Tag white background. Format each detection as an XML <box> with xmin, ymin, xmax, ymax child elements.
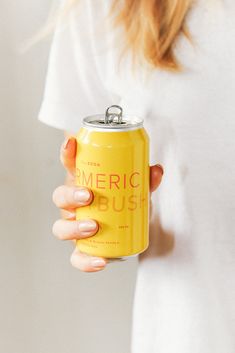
<box><xmin>0</xmin><ymin>1</ymin><xmax>137</xmax><ymax>352</ymax></box>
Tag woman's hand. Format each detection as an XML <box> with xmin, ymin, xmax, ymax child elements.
<box><xmin>52</xmin><ymin>136</ymin><xmax>164</xmax><ymax>272</ymax></box>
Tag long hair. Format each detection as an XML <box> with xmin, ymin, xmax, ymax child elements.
<box><xmin>25</xmin><ymin>0</ymin><xmax>193</xmax><ymax>71</ymax></box>
<box><xmin>110</xmin><ymin>0</ymin><xmax>193</xmax><ymax>71</ymax></box>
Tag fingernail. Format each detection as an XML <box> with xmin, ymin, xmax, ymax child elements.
<box><xmin>91</xmin><ymin>258</ymin><xmax>106</xmax><ymax>268</ymax></box>
<box><xmin>74</xmin><ymin>188</ymin><xmax>90</xmax><ymax>203</ymax></box>
<box><xmin>156</xmin><ymin>164</ymin><xmax>164</xmax><ymax>176</ymax></box>
<box><xmin>63</xmin><ymin>138</ymin><xmax>70</xmax><ymax>150</ymax></box>
<box><xmin>78</xmin><ymin>220</ymin><xmax>97</xmax><ymax>232</ymax></box>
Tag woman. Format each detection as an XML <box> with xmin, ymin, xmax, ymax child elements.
<box><xmin>38</xmin><ymin>0</ymin><xmax>235</xmax><ymax>352</ymax></box>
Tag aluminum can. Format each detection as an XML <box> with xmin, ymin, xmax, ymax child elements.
<box><xmin>75</xmin><ymin>105</ymin><xmax>149</xmax><ymax>260</ymax></box>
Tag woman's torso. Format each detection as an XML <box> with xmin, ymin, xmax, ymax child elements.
<box><xmin>42</xmin><ymin>0</ymin><xmax>235</xmax><ymax>351</ymax></box>
<box><xmin>88</xmin><ymin>1</ymin><xmax>235</xmax><ymax>351</ymax></box>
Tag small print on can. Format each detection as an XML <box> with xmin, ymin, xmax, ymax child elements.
<box><xmin>75</xmin><ymin>105</ymin><xmax>149</xmax><ymax>260</ymax></box>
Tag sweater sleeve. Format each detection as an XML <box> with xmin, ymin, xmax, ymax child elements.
<box><xmin>38</xmin><ymin>1</ymin><xmax>117</xmax><ymax>133</ymax></box>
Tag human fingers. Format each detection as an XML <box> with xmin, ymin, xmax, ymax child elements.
<box><xmin>150</xmin><ymin>164</ymin><xmax>164</xmax><ymax>193</ymax></box>
<box><xmin>70</xmin><ymin>247</ymin><xmax>107</xmax><ymax>272</ymax></box>
<box><xmin>60</xmin><ymin>137</ymin><xmax>77</xmax><ymax>177</ymax></box>
<box><xmin>52</xmin><ymin>185</ymin><xmax>93</xmax><ymax>210</ymax></box>
<box><xmin>52</xmin><ymin>218</ymin><xmax>99</xmax><ymax>240</ymax></box>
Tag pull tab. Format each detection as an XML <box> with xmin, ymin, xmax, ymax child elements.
<box><xmin>105</xmin><ymin>105</ymin><xmax>123</xmax><ymax>124</ymax></box>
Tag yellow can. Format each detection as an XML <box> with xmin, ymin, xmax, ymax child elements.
<box><xmin>75</xmin><ymin>105</ymin><xmax>149</xmax><ymax>260</ymax></box>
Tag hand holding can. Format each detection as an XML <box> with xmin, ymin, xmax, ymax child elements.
<box><xmin>75</xmin><ymin>106</ymin><xmax>157</xmax><ymax>260</ymax></box>
<box><xmin>52</xmin><ymin>107</ymin><xmax>164</xmax><ymax>271</ymax></box>
<box><xmin>52</xmin><ymin>137</ymin><xmax>107</xmax><ymax>271</ymax></box>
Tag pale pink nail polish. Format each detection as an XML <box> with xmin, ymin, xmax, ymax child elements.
<box><xmin>78</xmin><ymin>220</ymin><xmax>97</xmax><ymax>233</ymax></box>
<box><xmin>74</xmin><ymin>188</ymin><xmax>90</xmax><ymax>203</ymax></box>
<box><xmin>91</xmin><ymin>259</ymin><xmax>106</xmax><ymax>268</ymax></box>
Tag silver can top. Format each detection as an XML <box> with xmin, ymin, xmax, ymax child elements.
<box><xmin>82</xmin><ymin>105</ymin><xmax>143</xmax><ymax>131</ymax></box>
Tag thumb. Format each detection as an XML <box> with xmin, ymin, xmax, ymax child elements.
<box><xmin>60</xmin><ymin>137</ymin><xmax>77</xmax><ymax>177</ymax></box>
<box><xmin>150</xmin><ymin>164</ymin><xmax>164</xmax><ymax>193</ymax></box>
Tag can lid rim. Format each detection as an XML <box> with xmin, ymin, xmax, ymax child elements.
<box><xmin>83</xmin><ymin>114</ymin><xmax>144</xmax><ymax>130</ymax></box>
